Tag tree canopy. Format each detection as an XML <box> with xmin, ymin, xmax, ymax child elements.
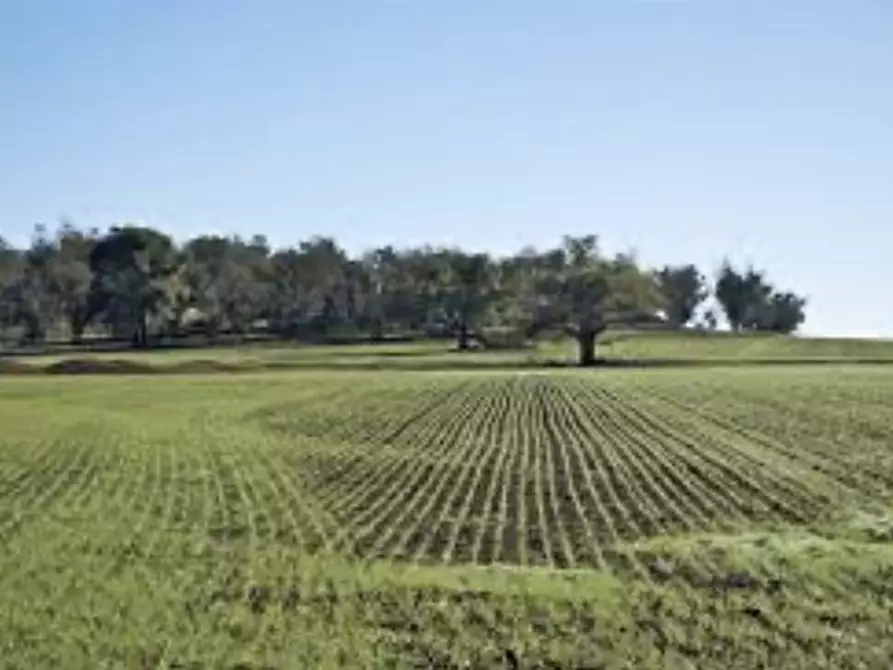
<box><xmin>656</xmin><ymin>264</ymin><xmax>708</xmax><ymax>327</ymax></box>
<box><xmin>0</xmin><ymin>222</ymin><xmax>808</xmax><ymax>364</ymax></box>
<box><xmin>714</xmin><ymin>261</ymin><xmax>806</xmax><ymax>335</ymax></box>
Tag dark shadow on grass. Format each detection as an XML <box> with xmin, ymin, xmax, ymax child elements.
<box><xmin>296</xmin><ymin>348</ymin><xmax>445</xmax><ymax>359</ymax></box>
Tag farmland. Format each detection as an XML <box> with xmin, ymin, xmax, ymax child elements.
<box><xmin>5</xmin><ymin>331</ymin><xmax>893</xmax><ymax>374</ymax></box>
<box><xmin>1</xmin><ymin>352</ymin><xmax>893</xmax><ymax>667</ymax></box>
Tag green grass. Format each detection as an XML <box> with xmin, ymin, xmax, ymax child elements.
<box><xmin>599</xmin><ymin>330</ymin><xmax>893</xmax><ymax>361</ymax></box>
<box><xmin>4</xmin><ymin>330</ymin><xmax>893</xmax><ymax>376</ymax></box>
<box><xmin>2</xmin><ymin>364</ymin><xmax>893</xmax><ymax>667</ymax></box>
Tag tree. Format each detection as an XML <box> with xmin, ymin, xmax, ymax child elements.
<box><xmin>0</xmin><ymin>219</ymin><xmax>809</xmax><ymax>353</ymax></box>
<box><xmin>715</xmin><ymin>261</ymin><xmax>807</xmax><ymax>334</ymax></box>
<box><xmin>6</xmin><ymin>225</ymin><xmax>61</xmax><ymax>343</ymax></box>
<box><xmin>752</xmin><ymin>291</ymin><xmax>807</xmax><ymax>334</ymax></box>
<box><xmin>51</xmin><ymin>223</ymin><xmax>97</xmax><ymax>343</ymax></box>
<box><xmin>404</xmin><ymin>247</ymin><xmax>446</xmax><ymax>332</ymax></box>
<box><xmin>266</xmin><ymin>248</ymin><xmax>310</xmax><ymax>336</ymax></box>
<box><xmin>528</xmin><ymin>236</ymin><xmax>661</xmax><ymax>366</ymax></box>
<box><xmin>0</xmin><ymin>223</ymin><xmax>98</xmax><ymax>344</ymax></box>
<box><xmin>89</xmin><ymin>225</ymin><xmax>178</xmax><ymax>347</ymax></box>
<box><xmin>656</xmin><ymin>264</ymin><xmax>707</xmax><ymax>327</ymax></box>
<box><xmin>182</xmin><ymin>235</ymin><xmax>268</xmax><ymax>339</ymax></box>
<box><xmin>442</xmin><ymin>251</ymin><xmax>496</xmax><ymax>349</ymax></box>
<box><xmin>715</xmin><ymin>262</ymin><xmax>771</xmax><ymax>332</ymax></box>
<box><xmin>357</xmin><ymin>246</ymin><xmax>400</xmax><ymax>338</ymax></box>
<box><xmin>296</xmin><ymin>237</ymin><xmax>351</xmax><ymax>334</ymax></box>
<box><xmin>0</xmin><ymin>237</ymin><xmax>23</xmax><ymax>341</ymax></box>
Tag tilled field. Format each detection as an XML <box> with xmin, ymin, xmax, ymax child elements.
<box><xmin>1</xmin><ymin>367</ymin><xmax>893</xmax><ymax>668</ymax></box>
<box><xmin>254</xmin><ymin>372</ymin><xmax>886</xmax><ymax>567</ymax></box>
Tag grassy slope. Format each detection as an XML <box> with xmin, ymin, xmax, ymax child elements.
<box><xmin>2</xmin><ymin>369</ymin><xmax>893</xmax><ymax>667</ymax></box>
<box><xmin>3</xmin><ymin>331</ymin><xmax>893</xmax><ymax>374</ymax></box>
<box><xmin>600</xmin><ymin>330</ymin><xmax>893</xmax><ymax>361</ymax></box>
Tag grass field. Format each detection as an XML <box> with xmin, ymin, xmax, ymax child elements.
<box><xmin>4</xmin><ymin>330</ymin><xmax>893</xmax><ymax>374</ymax></box>
<box><xmin>2</xmin><ymin>338</ymin><xmax>893</xmax><ymax>667</ymax></box>
<box><xmin>601</xmin><ymin>330</ymin><xmax>893</xmax><ymax>361</ymax></box>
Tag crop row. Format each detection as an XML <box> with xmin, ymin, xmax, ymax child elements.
<box><xmin>2</xmin><ymin>371</ymin><xmax>888</xmax><ymax>577</ymax></box>
<box><xmin>3</xmin><ymin>370</ymin><xmax>893</xmax><ymax>667</ymax></box>
<box><xmin>284</xmin><ymin>375</ymin><xmax>848</xmax><ymax>571</ymax></box>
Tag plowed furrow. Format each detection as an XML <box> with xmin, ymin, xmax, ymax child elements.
<box><xmin>470</xmin><ymin>379</ymin><xmax>515</xmax><ymax>564</ymax></box>
<box><xmin>559</xmin><ymin>387</ymin><xmax>650</xmax><ymax>542</ymax></box>
<box><xmin>592</xmin><ymin>385</ymin><xmax>706</xmax><ymax>533</ymax></box>
<box><xmin>629</xmin><ymin>386</ymin><xmax>834</xmax><ymax>522</ymax></box>
<box><xmin>712</xmin><ymin>387</ymin><xmax>893</xmax><ymax>492</ymax></box>
<box><xmin>572</xmin><ymin>386</ymin><xmax>674</xmax><ymax>538</ymax></box>
<box><xmin>512</xmin><ymin>383</ymin><xmax>535</xmax><ymax>566</ymax></box>
<box><xmin>320</xmin><ymin>385</ymin><xmax>478</xmax><ymax>524</ymax></box>
<box><xmin>533</xmin><ymin>379</ymin><xmax>575</xmax><ymax>568</ymax></box>
<box><xmin>384</xmin><ymin>383</ymin><xmax>499</xmax><ymax>560</ymax></box>
<box><xmin>376</xmin><ymin>382</ymin><xmax>471</xmax><ymax>447</ymax></box>
<box><xmin>493</xmin><ymin>382</ymin><xmax>524</xmax><ymax>564</ymax></box>
<box><xmin>548</xmin><ymin>380</ymin><xmax>629</xmax><ymax>570</ymax></box>
<box><xmin>0</xmin><ymin>436</ymin><xmax>62</xmax><ymax>502</ymax></box>
<box><xmin>343</xmin><ymin>383</ymin><xmax>488</xmax><ymax>556</ymax></box>
<box><xmin>608</xmin><ymin>385</ymin><xmax>823</xmax><ymax>522</ymax></box>
<box><xmin>0</xmin><ymin>438</ymin><xmax>93</xmax><ymax>540</ymax></box>
<box><xmin>595</xmin><ymin>385</ymin><xmax>727</xmax><ymax>530</ymax></box>
<box><xmin>644</xmin><ymin>382</ymin><xmax>853</xmax><ymax>475</ymax></box>
<box><xmin>442</xmin><ymin>381</ymin><xmax>511</xmax><ymax>564</ymax></box>
<box><xmin>558</xmin><ymin>382</ymin><xmax>655</xmax><ymax>577</ymax></box>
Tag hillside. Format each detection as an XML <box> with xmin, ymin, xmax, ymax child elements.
<box><xmin>598</xmin><ymin>331</ymin><xmax>893</xmax><ymax>362</ymax></box>
<box><xmin>3</xmin><ymin>331</ymin><xmax>893</xmax><ymax>375</ymax></box>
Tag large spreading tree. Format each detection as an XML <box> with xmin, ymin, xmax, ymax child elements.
<box><xmin>524</xmin><ymin>236</ymin><xmax>663</xmax><ymax>365</ymax></box>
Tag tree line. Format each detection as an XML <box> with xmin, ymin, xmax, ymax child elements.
<box><xmin>0</xmin><ymin>223</ymin><xmax>806</xmax><ymax>364</ymax></box>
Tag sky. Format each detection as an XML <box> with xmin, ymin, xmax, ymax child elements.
<box><xmin>1</xmin><ymin>1</ymin><xmax>891</xmax><ymax>337</ymax></box>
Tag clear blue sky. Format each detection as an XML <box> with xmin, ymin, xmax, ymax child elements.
<box><xmin>1</xmin><ymin>1</ymin><xmax>891</xmax><ymax>337</ymax></box>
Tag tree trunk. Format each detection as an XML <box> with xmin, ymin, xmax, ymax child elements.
<box><xmin>131</xmin><ymin>314</ymin><xmax>148</xmax><ymax>348</ymax></box>
<box><xmin>577</xmin><ymin>330</ymin><xmax>597</xmax><ymax>366</ymax></box>
<box><xmin>22</xmin><ymin>314</ymin><xmax>45</xmax><ymax>345</ymax></box>
<box><xmin>457</xmin><ymin>320</ymin><xmax>470</xmax><ymax>350</ymax></box>
<box><xmin>205</xmin><ymin>318</ymin><xmax>220</xmax><ymax>343</ymax></box>
<box><xmin>69</xmin><ymin>313</ymin><xmax>86</xmax><ymax>345</ymax></box>
<box><xmin>370</xmin><ymin>316</ymin><xmax>384</xmax><ymax>342</ymax></box>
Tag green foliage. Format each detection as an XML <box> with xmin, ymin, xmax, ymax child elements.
<box><xmin>1</xmin><ymin>221</ymin><xmax>807</xmax><ymax>352</ymax></box>
<box><xmin>0</xmin><ymin>236</ymin><xmax>23</xmax><ymax>335</ymax></box>
<box><xmin>182</xmin><ymin>235</ymin><xmax>269</xmax><ymax>337</ymax></box>
<box><xmin>2</xmin><ymin>366</ymin><xmax>893</xmax><ymax>667</ymax></box>
<box><xmin>749</xmin><ymin>291</ymin><xmax>807</xmax><ymax>333</ymax></box>
<box><xmin>0</xmin><ymin>226</ymin><xmax>95</xmax><ymax>343</ymax></box>
<box><xmin>526</xmin><ymin>236</ymin><xmax>663</xmax><ymax>364</ymax></box>
<box><xmin>88</xmin><ymin>225</ymin><xmax>178</xmax><ymax>346</ymax></box>
<box><xmin>656</xmin><ymin>263</ymin><xmax>707</xmax><ymax>326</ymax></box>
<box><xmin>715</xmin><ymin>261</ymin><xmax>806</xmax><ymax>334</ymax></box>
<box><xmin>440</xmin><ymin>250</ymin><xmax>497</xmax><ymax>348</ymax></box>
<box><xmin>51</xmin><ymin>224</ymin><xmax>96</xmax><ymax>342</ymax></box>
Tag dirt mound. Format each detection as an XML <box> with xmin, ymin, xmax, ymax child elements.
<box><xmin>43</xmin><ymin>357</ymin><xmax>251</xmax><ymax>375</ymax></box>
<box><xmin>0</xmin><ymin>355</ymin><xmax>261</xmax><ymax>376</ymax></box>
<box><xmin>170</xmin><ymin>360</ymin><xmax>244</xmax><ymax>373</ymax></box>
<box><xmin>0</xmin><ymin>359</ymin><xmax>39</xmax><ymax>374</ymax></box>
<box><xmin>45</xmin><ymin>358</ymin><xmax>157</xmax><ymax>375</ymax></box>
